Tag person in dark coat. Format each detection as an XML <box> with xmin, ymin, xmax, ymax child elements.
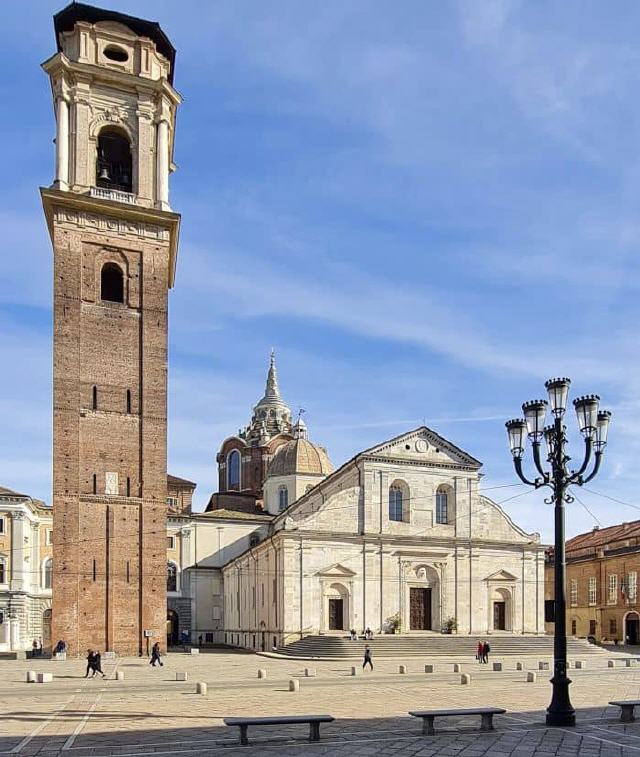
<box><xmin>85</xmin><ymin>650</ymin><xmax>96</xmax><ymax>678</ymax></box>
<box><xmin>482</xmin><ymin>640</ymin><xmax>490</xmax><ymax>664</ymax></box>
<box><xmin>476</xmin><ymin>641</ymin><xmax>483</xmax><ymax>663</ymax></box>
<box><xmin>363</xmin><ymin>644</ymin><xmax>373</xmax><ymax>671</ymax></box>
<box><xmin>93</xmin><ymin>651</ymin><xmax>106</xmax><ymax>678</ymax></box>
<box><xmin>150</xmin><ymin>641</ymin><xmax>163</xmax><ymax>667</ymax></box>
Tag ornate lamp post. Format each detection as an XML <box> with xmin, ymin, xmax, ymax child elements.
<box><xmin>505</xmin><ymin>378</ymin><xmax>611</xmax><ymax>727</ymax></box>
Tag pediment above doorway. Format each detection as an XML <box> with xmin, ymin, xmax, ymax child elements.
<box><xmin>316</xmin><ymin>562</ymin><xmax>356</xmax><ymax>578</ymax></box>
<box><xmin>484</xmin><ymin>569</ymin><xmax>518</xmax><ymax>582</ymax></box>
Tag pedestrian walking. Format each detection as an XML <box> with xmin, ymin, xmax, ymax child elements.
<box><xmin>93</xmin><ymin>651</ymin><xmax>106</xmax><ymax>678</ymax></box>
<box><xmin>85</xmin><ymin>650</ymin><xmax>96</xmax><ymax>678</ymax></box>
<box><xmin>482</xmin><ymin>640</ymin><xmax>490</xmax><ymax>664</ymax></box>
<box><xmin>32</xmin><ymin>639</ymin><xmax>39</xmax><ymax>658</ymax></box>
<box><xmin>476</xmin><ymin>641</ymin><xmax>483</xmax><ymax>663</ymax></box>
<box><xmin>150</xmin><ymin>641</ymin><xmax>163</xmax><ymax>667</ymax></box>
<box><xmin>38</xmin><ymin>637</ymin><xmax>43</xmax><ymax>656</ymax></box>
<box><xmin>363</xmin><ymin>644</ymin><xmax>373</xmax><ymax>671</ymax></box>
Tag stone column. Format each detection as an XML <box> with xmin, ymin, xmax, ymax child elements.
<box><xmin>55</xmin><ymin>96</ymin><xmax>69</xmax><ymax>190</ymax></box>
<box><xmin>156</xmin><ymin>119</ymin><xmax>169</xmax><ymax>209</ymax></box>
<box><xmin>9</xmin><ymin>617</ymin><xmax>19</xmax><ymax>651</ymax></box>
<box><xmin>10</xmin><ymin>512</ymin><xmax>27</xmax><ymax>592</ymax></box>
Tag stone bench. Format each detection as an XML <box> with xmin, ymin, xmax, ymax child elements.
<box><xmin>224</xmin><ymin>715</ymin><xmax>335</xmax><ymax>746</ymax></box>
<box><xmin>609</xmin><ymin>700</ymin><xmax>640</xmax><ymax>723</ymax></box>
<box><xmin>409</xmin><ymin>707</ymin><xmax>506</xmax><ymax>736</ymax></box>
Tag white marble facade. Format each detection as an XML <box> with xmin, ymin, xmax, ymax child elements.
<box><xmin>222</xmin><ymin>427</ymin><xmax>546</xmax><ymax>650</ymax></box>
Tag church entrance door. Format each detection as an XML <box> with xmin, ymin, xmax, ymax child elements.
<box><xmin>409</xmin><ymin>587</ymin><xmax>432</xmax><ymax>630</ymax></box>
<box><xmin>328</xmin><ymin>598</ymin><xmax>344</xmax><ymax>630</ymax></box>
<box><xmin>493</xmin><ymin>602</ymin><xmax>506</xmax><ymax>631</ymax></box>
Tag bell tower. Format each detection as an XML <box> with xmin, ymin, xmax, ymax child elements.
<box><xmin>41</xmin><ymin>3</ymin><xmax>181</xmax><ymax>656</ymax></box>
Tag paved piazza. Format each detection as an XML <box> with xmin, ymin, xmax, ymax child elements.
<box><xmin>2</xmin><ymin>650</ymin><xmax>640</xmax><ymax>756</ymax></box>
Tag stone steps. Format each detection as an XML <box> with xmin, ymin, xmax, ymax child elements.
<box><xmin>276</xmin><ymin>635</ymin><xmax>605</xmax><ymax>658</ymax></box>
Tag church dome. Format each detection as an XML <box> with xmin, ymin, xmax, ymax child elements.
<box><xmin>267</xmin><ymin>436</ymin><xmax>333</xmax><ymax>477</ymax></box>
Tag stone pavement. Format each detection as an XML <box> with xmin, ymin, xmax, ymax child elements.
<box><xmin>1</xmin><ymin>650</ymin><xmax>640</xmax><ymax>755</ymax></box>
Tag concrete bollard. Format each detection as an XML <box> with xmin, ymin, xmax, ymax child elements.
<box><xmin>399</xmin><ymin>665</ymin><xmax>407</xmax><ymax>674</ymax></box>
<box><xmin>116</xmin><ymin>671</ymin><xmax>125</xmax><ymax>681</ymax></box>
<box><xmin>26</xmin><ymin>670</ymin><xmax>36</xmax><ymax>683</ymax></box>
<box><xmin>175</xmin><ymin>671</ymin><xmax>188</xmax><ymax>681</ymax></box>
<box><xmin>608</xmin><ymin>660</ymin><xmax>615</xmax><ymax>668</ymax></box>
<box><xmin>425</xmin><ymin>665</ymin><xmax>434</xmax><ymax>673</ymax></box>
<box><xmin>516</xmin><ymin>662</ymin><xmax>523</xmax><ymax>671</ymax></box>
<box><xmin>574</xmin><ymin>661</ymin><xmax>584</xmax><ymax>669</ymax></box>
<box><xmin>453</xmin><ymin>663</ymin><xmax>462</xmax><ymax>673</ymax></box>
<box><xmin>492</xmin><ymin>662</ymin><xmax>502</xmax><ymax>672</ymax></box>
<box><xmin>461</xmin><ymin>673</ymin><xmax>471</xmax><ymax>685</ymax></box>
<box><xmin>350</xmin><ymin>666</ymin><xmax>357</xmax><ymax>676</ymax></box>
<box><xmin>36</xmin><ymin>673</ymin><xmax>53</xmax><ymax>683</ymax></box>
<box><xmin>289</xmin><ymin>678</ymin><xmax>299</xmax><ymax>692</ymax></box>
<box><xmin>304</xmin><ymin>668</ymin><xmax>316</xmax><ymax>677</ymax></box>
<box><xmin>626</xmin><ymin>659</ymin><xmax>633</xmax><ymax>668</ymax></box>
<box><xmin>538</xmin><ymin>661</ymin><xmax>549</xmax><ymax>670</ymax></box>
<box><xmin>196</xmin><ymin>682</ymin><xmax>207</xmax><ymax>695</ymax></box>
<box><xmin>190</xmin><ymin>648</ymin><xmax>200</xmax><ymax>655</ymax></box>
<box><xmin>527</xmin><ymin>672</ymin><xmax>537</xmax><ymax>683</ymax></box>
<box><xmin>257</xmin><ymin>669</ymin><xmax>267</xmax><ymax>679</ymax></box>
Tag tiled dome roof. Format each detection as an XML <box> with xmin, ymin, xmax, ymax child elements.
<box><xmin>267</xmin><ymin>437</ymin><xmax>333</xmax><ymax>477</ymax></box>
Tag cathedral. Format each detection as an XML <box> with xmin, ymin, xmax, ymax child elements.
<box><xmin>0</xmin><ymin>3</ymin><xmax>544</xmax><ymax>656</ymax></box>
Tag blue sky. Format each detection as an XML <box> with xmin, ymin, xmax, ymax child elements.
<box><xmin>1</xmin><ymin>0</ymin><xmax>640</xmax><ymax>541</ymax></box>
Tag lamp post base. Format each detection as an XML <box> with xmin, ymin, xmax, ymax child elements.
<box><xmin>546</xmin><ymin>674</ymin><xmax>576</xmax><ymax>727</ymax></box>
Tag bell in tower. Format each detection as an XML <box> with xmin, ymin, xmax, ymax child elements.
<box><xmin>40</xmin><ymin>3</ymin><xmax>182</xmax><ymax>657</ymax></box>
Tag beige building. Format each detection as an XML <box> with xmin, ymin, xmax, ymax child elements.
<box><xmin>0</xmin><ymin>488</ymin><xmax>53</xmax><ymax>653</ymax></box>
<box><xmin>221</xmin><ymin>425</ymin><xmax>546</xmax><ymax>651</ymax></box>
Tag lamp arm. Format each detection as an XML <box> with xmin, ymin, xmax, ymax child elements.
<box><xmin>580</xmin><ymin>450</ymin><xmax>603</xmax><ymax>485</ymax></box>
<box><xmin>532</xmin><ymin>441</ymin><xmax>550</xmax><ymax>482</ymax></box>
<box><xmin>568</xmin><ymin>436</ymin><xmax>593</xmax><ymax>484</ymax></box>
<box><xmin>513</xmin><ymin>456</ymin><xmax>538</xmax><ymax>487</ymax></box>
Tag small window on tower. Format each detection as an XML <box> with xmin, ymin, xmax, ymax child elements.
<box><xmin>101</xmin><ymin>263</ymin><xmax>124</xmax><ymax>303</ymax></box>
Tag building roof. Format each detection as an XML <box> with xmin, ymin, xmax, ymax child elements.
<box><xmin>196</xmin><ymin>509</ymin><xmax>273</xmax><ymax>523</ymax></box>
<box><xmin>167</xmin><ymin>474</ymin><xmax>197</xmax><ymax>488</ymax></box>
<box><xmin>53</xmin><ymin>2</ymin><xmax>176</xmax><ymax>84</ymax></box>
<box><xmin>267</xmin><ymin>436</ymin><xmax>333</xmax><ymax>477</ymax></box>
<box><xmin>0</xmin><ymin>485</ymin><xmax>30</xmax><ymax>498</ymax></box>
<box><xmin>565</xmin><ymin>519</ymin><xmax>640</xmax><ymax>554</ymax></box>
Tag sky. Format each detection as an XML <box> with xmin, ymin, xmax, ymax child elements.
<box><xmin>1</xmin><ymin>0</ymin><xmax>640</xmax><ymax>541</ymax></box>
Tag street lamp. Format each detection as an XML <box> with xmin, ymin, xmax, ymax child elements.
<box><xmin>505</xmin><ymin>377</ymin><xmax>611</xmax><ymax>727</ymax></box>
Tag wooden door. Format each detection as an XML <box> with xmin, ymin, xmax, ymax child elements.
<box><xmin>493</xmin><ymin>601</ymin><xmax>506</xmax><ymax>630</ymax></box>
<box><xmin>409</xmin><ymin>588</ymin><xmax>432</xmax><ymax>630</ymax></box>
<box><xmin>328</xmin><ymin>598</ymin><xmax>344</xmax><ymax>630</ymax></box>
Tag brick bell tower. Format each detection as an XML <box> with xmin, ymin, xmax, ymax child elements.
<box><xmin>41</xmin><ymin>3</ymin><xmax>181</xmax><ymax>656</ymax></box>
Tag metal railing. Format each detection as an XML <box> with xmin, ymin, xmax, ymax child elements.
<box><xmin>90</xmin><ymin>186</ymin><xmax>136</xmax><ymax>205</ymax></box>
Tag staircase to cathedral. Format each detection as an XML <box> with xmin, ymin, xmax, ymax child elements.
<box><xmin>275</xmin><ymin>634</ymin><xmax>607</xmax><ymax>659</ymax></box>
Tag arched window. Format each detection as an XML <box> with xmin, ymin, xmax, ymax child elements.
<box><xmin>43</xmin><ymin>558</ymin><xmax>53</xmax><ymax>590</ymax></box>
<box><xmin>436</xmin><ymin>488</ymin><xmax>448</xmax><ymax>524</ymax></box>
<box><xmin>278</xmin><ymin>486</ymin><xmax>288</xmax><ymax>511</ymax></box>
<box><xmin>101</xmin><ymin>263</ymin><xmax>124</xmax><ymax>303</ymax></box>
<box><xmin>389</xmin><ymin>486</ymin><xmax>403</xmax><ymax>521</ymax></box>
<box><xmin>96</xmin><ymin>127</ymin><xmax>132</xmax><ymax>192</ymax></box>
<box><xmin>0</xmin><ymin>556</ymin><xmax>6</xmax><ymax>584</ymax></box>
<box><xmin>227</xmin><ymin>450</ymin><xmax>241</xmax><ymax>490</ymax></box>
<box><xmin>167</xmin><ymin>562</ymin><xmax>178</xmax><ymax>592</ymax></box>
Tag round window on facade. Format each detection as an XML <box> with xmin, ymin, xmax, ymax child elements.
<box><xmin>103</xmin><ymin>45</ymin><xmax>129</xmax><ymax>63</ymax></box>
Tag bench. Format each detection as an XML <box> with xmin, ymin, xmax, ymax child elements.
<box><xmin>609</xmin><ymin>700</ymin><xmax>640</xmax><ymax>723</ymax></box>
<box><xmin>409</xmin><ymin>707</ymin><xmax>506</xmax><ymax>736</ymax></box>
<box><xmin>224</xmin><ymin>715</ymin><xmax>335</xmax><ymax>746</ymax></box>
